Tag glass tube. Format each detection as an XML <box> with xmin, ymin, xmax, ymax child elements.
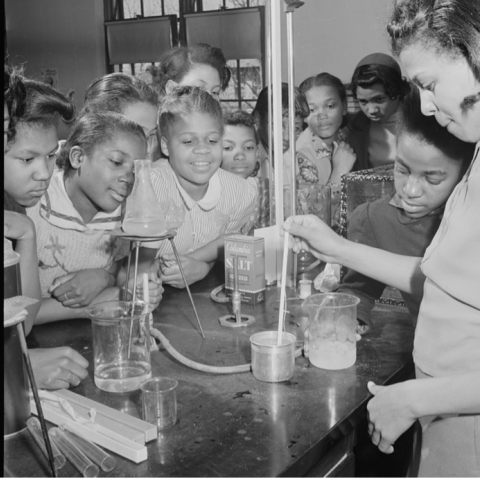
<box><xmin>27</xmin><ymin>417</ymin><xmax>66</xmax><ymax>470</ymax></box>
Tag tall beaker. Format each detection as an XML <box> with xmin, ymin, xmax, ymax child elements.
<box><xmin>86</xmin><ymin>301</ymin><xmax>152</xmax><ymax>393</ymax></box>
<box><xmin>122</xmin><ymin>159</ymin><xmax>166</xmax><ymax>236</ymax></box>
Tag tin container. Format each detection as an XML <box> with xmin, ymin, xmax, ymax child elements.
<box><xmin>4</xmin><ymin>243</ymin><xmax>30</xmax><ymax>438</ymax></box>
<box><xmin>250</xmin><ymin>331</ymin><xmax>295</xmax><ymax>382</ymax></box>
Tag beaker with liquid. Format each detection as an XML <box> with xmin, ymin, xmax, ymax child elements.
<box><xmin>122</xmin><ymin>159</ymin><xmax>166</xmax><ymax>236</ymax></box>
<box><xmin>86</xmin><ymin>301</ymin><xmax>152</xmax><ymax>393</ymax></box>
<box><xmin>302</xmin><ymin>293</ymin><xmax>359</xmax><ymax>370</ymax></box>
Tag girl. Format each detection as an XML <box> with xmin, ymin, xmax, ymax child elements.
<box><xmin>4</xmin><ymin>67</ymin><xmax>88</xmax><ymax>389</ymax></box>
<box><xmin>139</xmin><ymin>86</ymin><xmax>257</xmax><ymax>288</ymax></box>
<box><xmin>81</xmin><ymin>72</ymin><xmax>159</xmax><ymax>161</ymax></box>
<box><xmin>284</xmin><ymin>0</ymin><xmax>480</xmax><ymax>475</ymax></box>
<box><xmin>297</xmin><ymin>73</ymin><xmax>356</xmax><ymax>186</ymax></box>
<box><xmin>26</xmin><ymin>112</ymin><xmax>163</xmax><ymax>323</ymax></box>
<box><xmin>347</xmin><ymin>52</ymin><xmax>411</xmax><ymax>170</ymax></box>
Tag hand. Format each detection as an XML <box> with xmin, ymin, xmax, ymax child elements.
<box><xmin>158</xmin><ymin>253</ymin><xmax>210</xmax><ymax>288</ymax></box>
<box><xmin>49</xmin><ymin>269</ymin><xmax>114</xmax><ymax>308</ymax></box>
<box><xmin>4</xmin><ymin>211</ymin><xmax>36</xmax><ymax>243</ymax></box>
<box><xmin>124</xmin><ymin>272</ymin><xmax>163</xmax><ymax>311</ymax></box>
<box><xmin>330</xmin><ymin>140</ymin><xmax>356</xmax><ymax>181</ymax></box>
<box><xmin>29</xmin><ymin>347</ymin><xmax>89</xmax><ymax>390</ymax></box>
<box><xmin>282</xmin><ymin>215</ymin><xmax>344</xmax><ymax>263</ymax></box>
<box><xmin>366</xmin><ymin>380</ymin><xmax>417</xmax><ymax>454</ymax></box>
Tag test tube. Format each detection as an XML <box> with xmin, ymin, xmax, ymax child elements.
<box><xmin>27</xmin><ymin>417</ymin><xmax>66</xmax><ymax>470</ymax></box>
<box><xmin>62</xmin><ymin>428</ymin><xmax>116</xmax><ymax>472</ymax></box>
<box><xmin>48</xmin><ymin>427</ymin><xmax>100</xmax><ymax>478</ymax></box>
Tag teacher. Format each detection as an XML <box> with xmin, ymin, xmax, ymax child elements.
<box><xmin>283</xmin><ymin>0</ymin><xmax>480</xmax><ymax>476</ymax></box>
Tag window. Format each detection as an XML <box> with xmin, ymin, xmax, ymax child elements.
<box><xmin>105</xmin><ymin>0</ymin><xmax>265</xmax><ymax>109</ymax></box>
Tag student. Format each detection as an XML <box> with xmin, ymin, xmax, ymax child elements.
<box><xmin>4</xmin><ymin>66</ymin><xmax>88</xmax><ymax>389</ymax></box>
<box><xmin>296</xmin><ymin>73</ymin><xmax>356</xmax><ymax>187</ymax></box>
<box><xmin>337</xmin><ymin>90</ymin><xmax>474</xmax><ymax>334</ymax></box>
<box><xmin>220</xmin><ymin>110</ymin><xmax>265</xmax><ymax>230</ymax></box>
<box><xmin>221</xmin><ymin>110</ymin><xmax>259</xmax><ymax>180</ymax></box>
<box><xmin>283</xmin><ymin>0</ymin><xmax>480</xmax><ymax>475</ymax></box>
<box><xmin>82</xmin><ymin>72</ymin><xmax>159</xmax><ymax>161</ymax></box>
<box><xmin>347</xmin><ymin>52</ymin><xmax>411</xmax><ymax>171</ymax></box>
<box><xmin>26</xmin><ymin>112</ymin><xmax>163</xmax><ymax>323</ymax></box>
<box><xmin>139</xmin><ymin>86</ymin><xmax>257</xmax><ymax>288</ymax></box>
<box><xmin>252</xmin><ymin>82</ymin><xmax>309</xmax><ymax>183</ymax></box>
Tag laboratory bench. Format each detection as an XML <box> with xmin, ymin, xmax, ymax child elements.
<box><xmin>4</xmin><ymin>264</ymin><xmax>414</xmax><ymax>477</ymax></box>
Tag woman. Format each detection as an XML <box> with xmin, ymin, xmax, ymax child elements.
<box><xmin>283</xmin><ymin>0</ymin><xmax>480</xmax><ymax>476</ymax></box>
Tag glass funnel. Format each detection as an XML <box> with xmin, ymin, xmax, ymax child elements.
<box><xmin>122</xmin><ymin>159</ymin><xmax>166</xmax><ymax>236</ymax></box>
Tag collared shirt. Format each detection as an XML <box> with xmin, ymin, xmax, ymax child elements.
<box><xmin>414</xmin><ymin>143</ymin><xmax>480</xmax><ymax>376</ymax></box>
<box><xmin>26</xmin><ymin>169</ymin><xmax>125</xmax><ymax>297</ymax></box>
<box><xmin>147</xmin><ymin>160</ymin><xmax>257</xmax><ymax>257</ymax></box>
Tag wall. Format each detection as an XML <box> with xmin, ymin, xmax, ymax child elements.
<box><xmin>283</xmin><ymin>0</ymin><xmax>394</xmax><ymax>84</ymax></box>
<box><xmin>5</xmin><ymin>0</ymin><xmax>106</xmax><ymax>137</ymax></box>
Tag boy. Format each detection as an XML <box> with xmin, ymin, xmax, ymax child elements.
<box><xmin>337</xmin><ymin>90</ymin><xmax>475</xmax><ymax>334</ymax></box>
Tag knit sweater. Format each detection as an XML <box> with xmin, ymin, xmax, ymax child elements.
<box><xmin>337</xmin><ymin>192</ymin><xmax>443</xmax><ymax>328</ymax></box>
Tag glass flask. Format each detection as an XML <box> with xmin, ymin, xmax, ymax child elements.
<box><xmin>122</xmin><ymin>159</ymin><xmax>166</xmax><ymax>236</ymax></box>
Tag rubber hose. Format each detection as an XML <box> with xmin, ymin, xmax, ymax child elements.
<box><xmin>150</xmin><ymin>327</ymin><xmax>303</xmax><ymax>375</ymax></box>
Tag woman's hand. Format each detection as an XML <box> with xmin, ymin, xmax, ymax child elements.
<box><xmin>124</xmin><ymin>271</ymin><xmax>163</xmax><ymax>310</ymax></box>
<box><xmin>283</xmin><ymin>215</ymin><xmax>345</xmax><ymax>264</ymax></box>
<box><xmin>29</xmin><ymin>347</ymin><xmax>89</xmax><ymax>390</ymax></box>
<box><xmin>49</xmin><ymin>269</ymin><xmax>114</xmax><ymax>308</ymax></box>
<box><xmin>158</xmin><ymin>254</ymin><xmax>211</xmax><ymax>288</ymax></box>
<box><xmin>366</xmin><ymin>380</ymin><xmax>418</xmax><ymax>454</ymax></box>
<box><xmin>4</xmin><ymin>211</ymin><xmax>36</xmax><ymax>242</ymax></box>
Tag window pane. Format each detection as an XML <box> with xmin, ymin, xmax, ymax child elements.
<box><xmin>202</xmin><ymin>0</ymin><xmax>265</xmax><ymax>10</ymax></box>
<box><xmin>202</xmin><ymin>0</ymin><xmax>224</xmax><ymax>10</ymax></box>
<box><xmin>123</xmin><ymin>0</ymin><xmax>142</xmax><ymax>18</ymax></box>
<box><xmin>143</xmin><ymin>0</ymin><xmax>165</xmax><ymax>16</ymax></box>
<box><xmin>163</xmin><ymin>0</ymin><xmax>179</xmax><ymax>16</ymax></box>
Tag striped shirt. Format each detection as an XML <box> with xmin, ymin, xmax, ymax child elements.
<box><xmin>26</xmin><ymin>169</ymin><xmax>126</xmax><ymax>297</ymax></box>
<box><xmin>147</xmin><ymin>160</ymin><xmax>258</xmax><ymax>257</ymax></box>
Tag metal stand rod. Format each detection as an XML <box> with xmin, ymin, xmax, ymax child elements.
<box><xmin>168</xmin><ymin>238</ymin><xmax>205</xmax><ymax>339</ymax></box>
<box><xmin>16</xmin><ymin>322</ymin><xmax>57</xmax><ymax>477</ymax></box>
<box><xmin>123</xmin><ymin>242</ymin><xmax>134</xmax><ymax>300</ymax></box>
<box><xmin>127</xmin><ymin>242</ymin><xmax>140</xmax><ymax>358</ymax></box>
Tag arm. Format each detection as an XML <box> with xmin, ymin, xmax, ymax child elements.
<box><xmin>367</xmin><ymin>370</ymin><xmax>480</xmax><ymax>454</ymax></box>
<box><xmin>158</xmin><ymin>253</ymin><xmax>213</xmax><ymax>289</ymax></box>
<box><xmin>34</xmin><ymin>286</ymin><xmax>121</xmax><ymax>324</ymax></box>
<box><xmin>4</xmin><ymin>211</ymin><xmax>42</xmax><ymax>335</ymax></box>
<box><xmin>189</xmin><ymin>235</ymin><xmax>225</xmax><ymax>263</ymax></box>
<box><xmin>283</xmin><ymin>215</ymin><xmax>425</xmax><ymax>294</ymax></box>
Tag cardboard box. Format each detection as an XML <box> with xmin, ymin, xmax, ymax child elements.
<box><xmin>224</xmin><ymin>235</ymin><xmax>265</xmax><ymax>305</ymax></box>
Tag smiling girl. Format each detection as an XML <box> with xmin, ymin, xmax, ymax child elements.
<box><xmin>139</xmin><ymin>86</ymin><xmax>257</xmax><ymax>288</ymax></box>
<box><xmin>27</xmin><ymin>112</ymin><xmax>162</xmax><ymax>323</ymax></box>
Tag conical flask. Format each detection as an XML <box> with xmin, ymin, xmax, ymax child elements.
<box><xmin>122</xmin><ymin>159</ymin><xmax>166</xmax><ymax>236</ymax></box>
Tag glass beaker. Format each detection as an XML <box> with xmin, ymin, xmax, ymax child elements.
<box><xmin>122</xmin><ymin>159</ymin><xmax>166</xmax><ymax>236</ymax></box>
<box><xmin>302</xmin><ymin>293</ymin><xmax>359</xmax><ymax>370</ymax></box>
<box><xmin>85</xmin><ymin>301</ymin><xmax>152</xmax><ymax>393</ymax></box>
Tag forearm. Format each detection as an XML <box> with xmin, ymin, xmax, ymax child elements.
<box><xmin>15</xmin><ymin>239</ymin><xmax>41</xmax><ymax>334</ymax></box>
<box><xmin>189</xmin><ymin>235</ymin><xmax>225</xmax><ymax>263</ymax></box>
<box><xmin>336</xmin><ymin>238</ymin><xmax>424</xmax><ymax>294</ymax></box>
<box><xmin>35</xmin><ymin>287</ymin><xmax>121</xmax><ymax>324</ymax></box>
<box><xmin>410</xmin><ymin>370</ymin><xmax>480</xmax><ymax>417</ymax></box>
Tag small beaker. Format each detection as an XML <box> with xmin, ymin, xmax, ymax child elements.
<box><xmin>302</xmin><ymin>293</ymin><xmax>359</xmax><ymax>370</ymax></box>
<box><xmin>85</xmin><ymin>301</ymin><xmax>152</xmax><ymax>393</ymax></box>
<box><xmin>122</xmin><ymin>159</ymin><xmax>166</xmax><ymax>236</ymax></box>
<box><xmin>140</xmin><ymin>377</ymin><xmax>178</xmax><ymax>431</ymax></box>
<box><xmin>250</xmin><ymin>331</ymin><xmax>295</xmax><ymax>382</ymax></box>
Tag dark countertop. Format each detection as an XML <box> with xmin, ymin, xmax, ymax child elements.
<box><xmin>5</xmin><ymin>265</ymin><xmax>414</xmax><ymax>477</ymax></box>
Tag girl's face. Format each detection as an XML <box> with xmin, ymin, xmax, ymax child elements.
<box><xmin>356</xmin><ymin>83</ymin><xmax>400</xmax><ymax>123</ymax></box>
<box><xmin>4</xmin><ymin>122</ymin><xmax>58</xmax><ymax>207</ymax></box>
<box><xmin>122</xmin><ymin>101</ymin><xmax>158</xmax><ymax>158</ymax></box>
<box><xmin>394</xmin><ymin>133</ymin><xmax>465</xmax><ymax>219</ymax></box>
<box><xmin>222</xmin><ymin>125</ymin><xmax>258</xmax><ymax>179</ymax></box>
<box><xmin>305</xmin><ymin>85</ymin><xmax>346</xmax><ymax>143</ymax></box>
<box><xmin>170</xmin><ymin>64</ymin><xmax>222</xmax><ymax>100</ymax></box>
<box><xmin>400</xmin><ymin>44</ymin><xmax>480</xmax><ymax>143</ymax></box>
<box><xmin>161</xmin><ymin>112</ymin><xmax>223</xmax><ymax>200</ymax></box>
<box><xmin>67</xmin><ymin>132</ymin><xmax>147</xmax><ymax>222</ymax></box>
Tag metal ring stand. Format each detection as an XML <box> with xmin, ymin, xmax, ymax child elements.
<box><xmin>110</xmin><ymin>228</ymin><xmax>205</xmax><ymax>339</ymax></box>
